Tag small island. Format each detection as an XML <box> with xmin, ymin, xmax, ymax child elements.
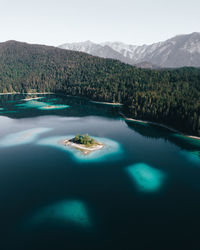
<box><xmin>41</xmin><ymin>104</ymin><xmax>59</xmax><ymax>109</ymax></box>
<box><xmin>63</xmin><ymin>134</ymin><xmax>104</xmax><ymax>155</ymax></box>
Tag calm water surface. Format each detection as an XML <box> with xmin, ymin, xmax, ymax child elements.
<box><xmin>0</xmin><ymin>94</ymin><xmax>200</xmax><ymax>250</ymax></box>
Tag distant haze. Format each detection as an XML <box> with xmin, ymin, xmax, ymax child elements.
<box><xmin>1</xmin><ymin>0</ymin><xmax>200</xmax><ymax>46</ymax></box>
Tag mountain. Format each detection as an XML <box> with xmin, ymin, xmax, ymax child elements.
<box><xmin>59</xmin><ymin>32</ymin><xmax>200</xmax><ymax>68</ymax></box>
<box><xmin>0</xmin><ymin>40</ymin><xmax>200</xmax><ymax>136</ymax></box>
<box><xmin>59</xmin><ymin>40</ymin><xmax>132</xmax><ymax>65</ymax></box>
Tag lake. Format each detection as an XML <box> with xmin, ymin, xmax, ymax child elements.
<box><xmin>0</xmin><ymin>94</ymin><xmax>200</xmax><ymax>250</ymax></box>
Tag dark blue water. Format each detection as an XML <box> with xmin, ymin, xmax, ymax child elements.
<box><xmin>0</xmin><ymin>94</ymin><xmax>200</xmax><ymax>250</ymax></box>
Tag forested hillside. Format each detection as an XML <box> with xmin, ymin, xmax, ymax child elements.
<box><xmin>0</xmin><ymin>41</ymin><xmax>200</xmax><ymax>136</ymax></box>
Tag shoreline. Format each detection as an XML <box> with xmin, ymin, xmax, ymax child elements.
<box><xmin>0</xmin><ymin>92</ymin><xmax>53</xmax><ymax>95</ymax></box>
<box><xmin>25</xmin><ymin>92</ymin><xmax>53</xmax><ymax>95</ymax></box>
<box><xmin>120</xmin><ymin>112</ymin><xmax>200</xmax><ymax>141</ymax></box>
<box><xmin>62</xmin><ymin>139</ymin><xmax>104</xmax><ymax>155</ymax></box>
<box><xmin>91</xmin><ymin>100</ymin><xmax>123</xmax><ymax>106</ymax></box>
<box><xmin>1</xmin><ymin>92</ymin><xmax>199</xmax><ymax>141</ymax></box>
<box><xmin>22</xmin><ymin>97</ymin><xmax>44</xmax><ymax>101</ymax></box>
<box><xmin>0</xmin><ymin>92</ymin><xmax>20</xmax><ymax>95</ymax></box>
<box><xmin>0</xmin><ymin>92</ymin><xmax>121</xmax><ymax>105</ymax></box>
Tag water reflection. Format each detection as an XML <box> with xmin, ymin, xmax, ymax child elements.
<box><xmin>126</xmin><ymin>119</ymin><xmax>200</xmax><ymax>155</ymax></box>
<box><xmin>0</xmin><ymin>127</ymin><xmax>52</xmax><ymax>147</ymax></box>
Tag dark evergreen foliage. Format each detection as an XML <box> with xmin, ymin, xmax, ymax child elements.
<box><xmin>70</xmin><ymin>134</ymin><xmax>96</xmax><ymax>146</ymax></box>
<box><xmin>0</xmin><ymin>41</ymin><xmax>200</xmax><ymax>136</ymax></box>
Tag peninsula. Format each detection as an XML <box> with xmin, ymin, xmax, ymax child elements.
<box><xmin>63</xmin><ymin>134</ymin><xmax>104</xmax><ymax>155</ymax></box>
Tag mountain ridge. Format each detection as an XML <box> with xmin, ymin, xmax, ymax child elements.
<box><xmin>59</xmin><ymin>32</ymin><xmax>200</xmax><ymax>68</ymax></box>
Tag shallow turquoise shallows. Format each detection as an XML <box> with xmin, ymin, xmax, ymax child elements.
<box><xmin>28</xmin><ymin>200</ymin><xmax>91</xmax><ymax>228</ymax></box>
<box><xmin>173</xmin><ymin>133</ymin><xmax>200</xmax><ymax>147</ymax></box>
<box><xmin>0</xmin><ymin>127</ymin><xmax>52</xmax><ymax>147</ymax></box>
<box><xmin>37</xmin><ymin>135</ymin><xmax>123</xmax><ymax>162</ymax></box>
<box><xmin>16</xmin><ymin>100</ymin><xmax>46</xmax><ymax>108</ymax></box>
<box><xmin>126</xmin><ymin>163</ymin><xmax>165</xmax><ymax>192</ymax></box>
<box><xmin>16</xmin><ymin>100</ymin><xmax>70</xmax><ymax>110</ymax></box>
<box><xmin>180</xmin><ymin>150</ymin><xmax>200</xmax><ymax>166</ymax></box>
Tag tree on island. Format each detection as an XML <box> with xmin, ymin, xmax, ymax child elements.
<box><xmin>72</xmin><ymin>134</ymin><xmax>96</xmax><ymax>146</ymax></box>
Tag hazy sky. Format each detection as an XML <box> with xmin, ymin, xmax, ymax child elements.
<box><xmin>1</xmin><ymin>0</ymin><xmax>200</xmax><ymax>46</ymax></box>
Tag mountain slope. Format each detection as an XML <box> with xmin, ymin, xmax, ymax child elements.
<box><xmin>59</xmin><ymin>40</ymin><xmax>132</xmax><ymax>64</ymax></box>
<box><xmin>129</xmin><ymin>32</ymin><xmax>200</xmax><ymax>67</ymax></box>
<box><xmin>59</xmin><ymin>32</ymin><xmax>200</xmax><ymax>68</ymax></box>
<box><xmin>0</xmin><ymin>40</ymin><xmax>200</xmax><ymax>136</ymax></box>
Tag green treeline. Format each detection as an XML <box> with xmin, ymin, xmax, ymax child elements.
<box><xmin>0</xmin><ymin>41</ymin><xmax>200</xmax><ymax>136</ymax></box>
<box><xmin>71</xmin><ymin>134</ymin><xmax>96</xmax><ymax>146</ymax></box>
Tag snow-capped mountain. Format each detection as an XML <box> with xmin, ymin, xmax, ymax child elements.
<box><xmin>59</xmin><ymin>32</ymin><xmax>200</xmax><ymax>68</ymax></box>
<box><xmin>59</xmin><ymin>40</ymin><xmax>132</xmax><ymax>65</ymax></box>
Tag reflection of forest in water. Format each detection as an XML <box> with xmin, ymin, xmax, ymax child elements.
<box><xmin>126</xmin><ymin>119</ymin><xmax>200</xmax><ymax>156</ymax></box>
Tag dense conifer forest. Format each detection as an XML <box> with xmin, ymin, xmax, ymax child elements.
<box><xmin>0</xmin><ymin>41</ymin><xmax>200</xmax><ymax>136</ymax></box>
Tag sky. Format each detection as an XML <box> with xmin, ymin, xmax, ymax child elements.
<box><xmin>1</xmin><ymin>0</ymin><xmax>200</xmax><ymax>46</ymax></box>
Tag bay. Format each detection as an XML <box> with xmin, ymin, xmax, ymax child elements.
<box><xmin>0</xmin><ymin>94</ymin><xmax>200</xmax><ymax>250</ymax></box>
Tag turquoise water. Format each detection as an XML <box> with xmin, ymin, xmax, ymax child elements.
<box><xmin>126</xmin><ymin>163</ymin><xmax>165</xmax><ymax>192</ymax></box>
<box><xmin>0</xmin><ymin>94</ymin><xmax>200</xmax><ymax>250</ymax></box>
<box><xmin>28</xmin><ymin>200</ymin><xmax>91</xmax><ymax>228</ymax></box>
<box><xmin>180</xmin><ymin>150</ymin><xmax>200</xmax><ymax>166</ymax></box>
<box><xmin>37</xmin><ymin>135</ymin><xmax>123</xmax><ymax>162</ymax></box>
<box><xmin>16</xmin><ymin>99</ymin><xmax>70</xmax><ymax>110</ymax></box>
